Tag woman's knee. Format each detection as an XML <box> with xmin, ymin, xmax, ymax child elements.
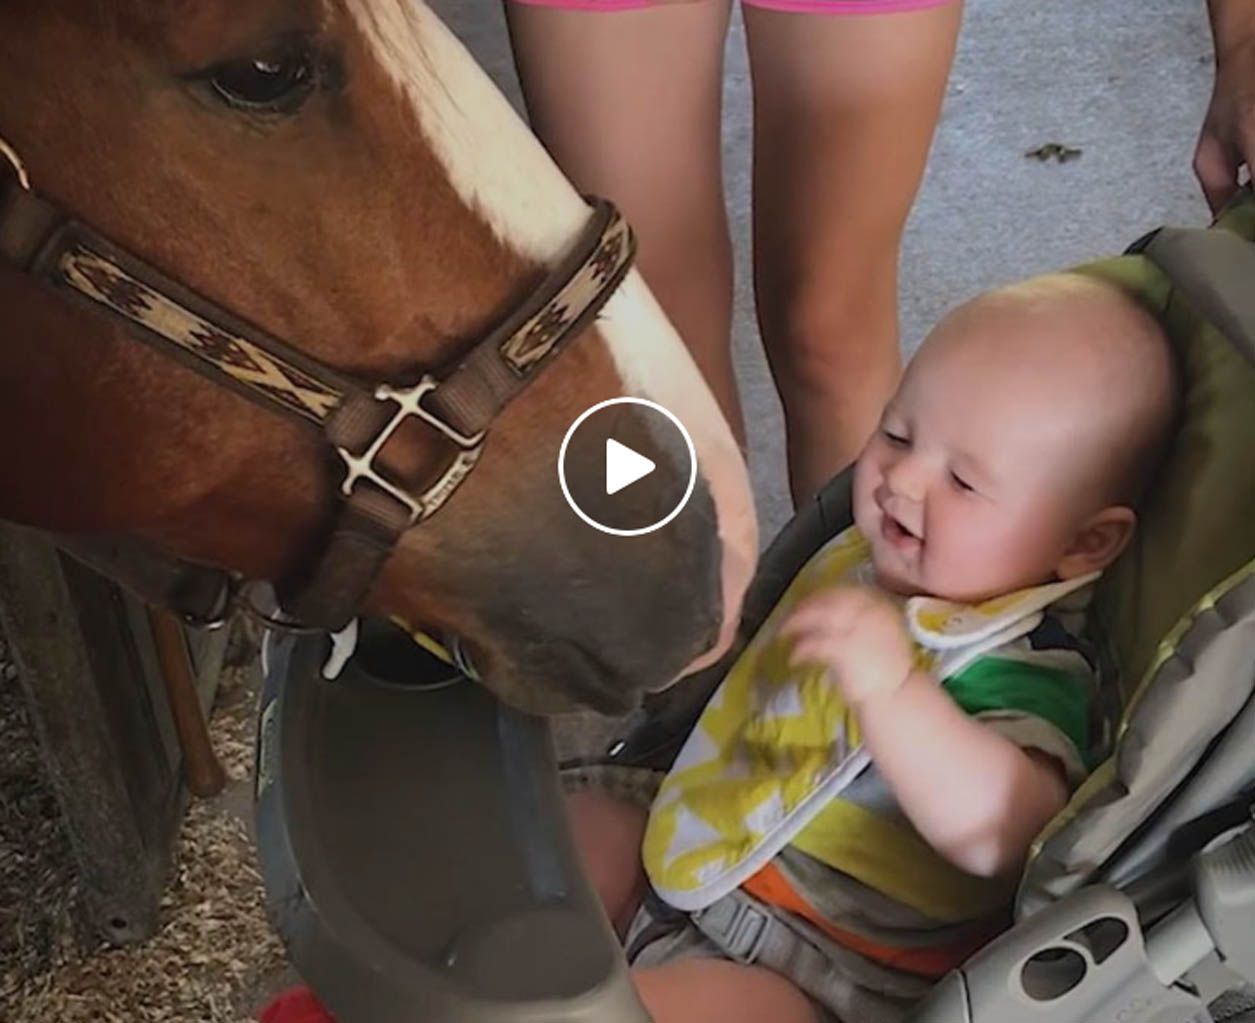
<box><xmin>634</xmin><ymin>959</ymin><xmax>822</xmax><ymax>1023</ymax></box>
<box><xmin>565</xmin><ymin>788</ymin><xmax>649</xmax><ymax>930</ymax></box>
<box><xmin>758</xmin><ymin>260</ymin><xmax>901</xmax><ymax>381</ymax></box>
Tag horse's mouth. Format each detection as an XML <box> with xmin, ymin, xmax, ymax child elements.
<box><xmin>472</xmin><ymin>632</ymin><xmax>699</xmax><ymax>718</ymax></box>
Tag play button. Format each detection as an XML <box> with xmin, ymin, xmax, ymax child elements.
<box><xmin>559</xmin><ymin>397</ymin><xmax>697</xmax><ymax>536</ymax></box>
<box><xmin>605</xmin><ymin>438</ymin><xmax>655</xmax><ymax>495</ymax></box>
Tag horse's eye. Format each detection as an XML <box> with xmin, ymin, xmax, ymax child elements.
<box><xmin>208</xmin><ymin>52</ymin><xmax>315</xmax><ymax>113</ymax></box>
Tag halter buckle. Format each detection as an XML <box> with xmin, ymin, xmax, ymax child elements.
<box><xmin>337</xmin><ymin>376</ymin><xmax>485</xmax><ymax>524</ymax></box>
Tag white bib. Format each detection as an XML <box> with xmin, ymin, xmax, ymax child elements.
<box><xmin>642</xmin><ymin>526</ymin><xmax>1097</xmax><ymax>910</ymax></box>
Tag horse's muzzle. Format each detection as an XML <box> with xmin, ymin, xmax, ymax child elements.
<box><xmin>470</xmin><ymin>477</ymin><xmax>728</xmax><ymax>716</ymax></box>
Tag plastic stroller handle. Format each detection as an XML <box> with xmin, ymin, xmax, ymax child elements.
<box><xmin>911</xmin><ymin>822</ymin><xmax>1255</xmax><ymax>1023</ymax></box>
<box><xmin>1186</xmin><ymin>823</ymin><xmax>1255</xmax><ymax>987</ymax></box>
<box><xmin>908</xmin><ymin>886</ymin><xmax>1209</xmax><ymax>1023</ymax></box>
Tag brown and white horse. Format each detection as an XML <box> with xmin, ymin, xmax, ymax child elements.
<box><xmin>0</xmin><ymin>0</ymin><xmax>756</xmax><ymax>714</ymax></box>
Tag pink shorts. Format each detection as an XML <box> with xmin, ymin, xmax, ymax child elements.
<box><xmin>510</xmin><ymin>0</ymin><xmax>953</xmax><ymax>13</ymax></box>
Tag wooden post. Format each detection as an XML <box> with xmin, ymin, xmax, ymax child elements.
<box><xmin>0</xmin><ymin>522</ymin><xmax>229</xmax><ymax>944</ymax></box>
<box><xmin>147</xmin><ymin>606</ymin><xmax>227</xmax><ymax>798</ymax></box>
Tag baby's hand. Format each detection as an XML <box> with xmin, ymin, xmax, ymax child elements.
<box><xmin>781</xmin><ymin>587</ymin><xmax>915</xmax><ymax>707</ymax></box>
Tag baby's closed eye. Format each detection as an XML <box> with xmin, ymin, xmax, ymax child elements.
<box><xmin>949</xmin><ymin>470</ymin><xmax>976</xmax><ymax>493</ymax></box>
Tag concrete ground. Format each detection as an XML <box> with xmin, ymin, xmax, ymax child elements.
<box><xmin>432</xmin><ymin>0</ymin><xmax>1217</xmax><ymax>542</ymax></box>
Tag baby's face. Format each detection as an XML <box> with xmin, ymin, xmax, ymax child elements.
<box><xmin>853</xmin><ymin>302</ymin><xmax>1115</xmax><ymax>602</ymax></box>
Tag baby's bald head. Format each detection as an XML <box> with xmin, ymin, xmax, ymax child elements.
<box><xmin>915</xmin><ymin>272</ymin><xmax>1179</xmax><ymax>509</ymax></box>
<box><xmin>855</xmin><ymin>272</ymin><xmax>1178</xmax><ymax>600</ymax></box>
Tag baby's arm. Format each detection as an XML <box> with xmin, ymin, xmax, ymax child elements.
<box><xmin>854</xmin><ymin>671</ymin><xmax>1068</xmax><ymax>878</ymax></box>
<box><xmin>784</xmin><ymin>588</ymin><xmax>1068</xmax><ymax>879</ymax></box>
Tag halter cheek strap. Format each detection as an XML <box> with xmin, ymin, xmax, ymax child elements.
<box><xmin>0</xmin><ymin>135</ymin><xmax>635</xmax><ymax>631</ymax></box>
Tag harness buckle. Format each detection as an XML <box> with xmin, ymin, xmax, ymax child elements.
<box><xmin>695</xmin><ymin>892</ymin><xmax>773</xmax><ymax>965</ymax></box>
<box><xmin>337</xmin><ymin>375</ymin><xmax>485</xmax><ymax>524</ymax></box>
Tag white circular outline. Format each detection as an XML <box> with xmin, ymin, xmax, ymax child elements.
<box><xmin>557</xmin><ymin>397</ymin><xmax>698</xmax><ymax>537</ymax></box>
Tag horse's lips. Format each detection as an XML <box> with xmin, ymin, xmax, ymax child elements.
<box><xmin>490</xmin><ymin>539</ymin><xmax>746</xmax><ymax>713</ymax></box>
<box><xmin>455</xmin><ymin>613</ymin><xmax>642</xmax><ymax>715</ymax></box>
<box><xmin>495</xmin><ymin>644</ymin><xmax>646</xmax><ymax>717</ymax></box>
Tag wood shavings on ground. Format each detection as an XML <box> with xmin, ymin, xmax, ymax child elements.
<box><xmin>0</xmin><ymin>643</ymin><xmax>96</xmax><ymax>1006</ymax></box>
<box><xmin>12</xmin><ymin>803</ymin><xmax>284</xmax><ymax>1023</ymax></box>
<box><xmin>1</xmin><ymin>624</ymin><xmax>624</xmax><ymax>1023</ymax></box>
<box><xmin>212</xmin><ymin>665</ymin><xmax>260</xmax><ymax>786</ymax></box>
<box><xmin>1</xmin><ymin>642</ymin><xmax>290</xmax><ymax>1023</ymax></box>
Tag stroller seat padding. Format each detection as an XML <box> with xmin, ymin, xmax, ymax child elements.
<box><xmin>1021</xmin><ymin>194</ymin><xmax>1255</xmax><ymax>911</ymax></box>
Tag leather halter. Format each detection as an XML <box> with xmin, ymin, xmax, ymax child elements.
<box><xmin>0</xmin><ymin>136</ymin><xmax>635</xmax><ymax>631</ymax></box>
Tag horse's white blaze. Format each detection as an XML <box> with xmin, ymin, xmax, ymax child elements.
<box><xmin>343</xmin><ymin>1</ymin><xmax>735</xmax><ymax>448</ymax></box>
<box><xmin>345</xmin><ymin>0</ymin><xmax>757</xmax><ymax>649</ymax></box>
<box><xmin>343</xmin><ymin>0</ymin><xmax>587</xmax><ymax>258</ymax></box>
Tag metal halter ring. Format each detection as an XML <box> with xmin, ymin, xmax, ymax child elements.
<box><xmin>0</xmin><ymin>135</ymin><xmax>31</xmax><ymax>191</ymax></box>
<box><xmin>337</xmin><ymin>376</ymin><xmax>486</xmax><ymax>524</ymax></box>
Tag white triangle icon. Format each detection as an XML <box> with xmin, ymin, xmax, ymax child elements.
<box><xmin>605</xmin><ymin>438</ymin><xmax>656</xmax><ymax>496</ymax></box>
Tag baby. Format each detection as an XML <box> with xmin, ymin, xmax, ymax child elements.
<box><xmin>568</xmin><ymin>272</ymin><xmax>1179</xmax><ymax>1023</ymax></box>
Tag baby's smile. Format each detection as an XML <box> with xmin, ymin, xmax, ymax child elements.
<box><xmin>875</xmin><ymin>490</ymin><xmax>923</xmax><ymax>554</ymax></box>
<box><xmin>880</xmin><ymin>511</ymin><xmax>921</xmax><ymax>551</ymax></box>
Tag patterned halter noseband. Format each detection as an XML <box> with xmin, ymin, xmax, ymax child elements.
<box><xmin>0</xmin><ymin>133</ymin><xmax>635</xmax><ymax>632</ymax></box>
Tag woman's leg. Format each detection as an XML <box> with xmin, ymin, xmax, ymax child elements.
<box><xmin>635</xmin><ymin>958</ymin><xmax>821</xmax><ymax>1022</ymax></box>
<box><xmin>566</xmin><ymin>788</ymin><xmax>820</xmax><ymax>1021</ymax></box>
<box><xmin>503</xmin><ymin>0</ymin><xmax>745</xmax><ymax>443</ymax></box>
<box><xmin>565</xmin><ymin>787</ymin><xmax>649</xmax><ymax>935</ymax></box>
<box><xmin>744</xmin><ymin>0</ymin><xmax>962</xmax><ymax>502</ymax></box>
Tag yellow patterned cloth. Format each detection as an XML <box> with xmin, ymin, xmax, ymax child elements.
<box><xmin>642</xmin><ymin>526</ymin><xmax>1097</xmax><ymax>912</ymax></box>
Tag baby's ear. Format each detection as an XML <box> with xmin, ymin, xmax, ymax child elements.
<box><xmin>1057</xmin><ymin>506</ymin><xmax>1137</xmax><ymax>579</ymax></box>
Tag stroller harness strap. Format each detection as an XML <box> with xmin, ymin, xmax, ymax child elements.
<box><xmin>690</xmin><ymin>885</ymin><xmax>912</xmax><ymax>1023</ymax></box>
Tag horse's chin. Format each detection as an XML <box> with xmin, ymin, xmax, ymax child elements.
<box><xmin>474</xmin><ymin>641</ymin><xmax>661</xmax><ymax>718</ymax></box>
<box><xmin>481</xmin><ymin>681</ymin><xmax>637</xmax><ymax>718</ymax></box>
<box><xmin>490</xmin><ymin>684</ymin><xmax>637</xmax><ymax>718</ymax></box>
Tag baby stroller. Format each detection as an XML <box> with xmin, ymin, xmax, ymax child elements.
<box><xmin>254</xmin><ymin>191</ymin><xmax>1255</xmax><ymax>1022</ymax></box>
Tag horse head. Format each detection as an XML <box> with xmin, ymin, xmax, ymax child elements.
<box><xmin>0</xmin><ymin>0</ymin><xmax>757</xmax><ymax>714</ymax></box>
